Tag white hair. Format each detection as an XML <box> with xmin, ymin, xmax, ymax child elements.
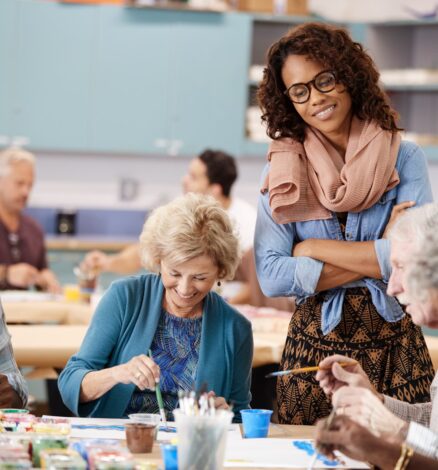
<box><xmin>389</xmin><ymin>203</ymin><xmax>438</xmax><ymax>252</ymax></box>
<box><xmin>407</xmin><ymin>229</ymin><xmax>438</xmax><ymax>303</ymax></box>
<box><xmin>0</xmin><ymin>147</ymin><xmax>35</xmax><ymax>177</ymax></box>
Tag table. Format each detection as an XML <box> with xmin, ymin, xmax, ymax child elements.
<box><xmin>6</xmin><ymin>299</ymin><xmax>438</xmax><ymax>372</ymax></box>
<box><xmin>3</xmin><ymin>301</ymin><xmax>93</xmax><ymax>325</ymax></box>
<box><xmin>8</xmin><ymin>325</ymin><xmax>287</xmax><ymax>370</ymax></box>
<box><xmin>146</xmin><ymin>424</ymin><xmax>317</xmax><ymax>470</ymax></box>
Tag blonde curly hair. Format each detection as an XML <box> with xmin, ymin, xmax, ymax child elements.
<box><xmin>140</xmin><ymin>193</ymin><xmax>240</xmax><ymax>280</ymax></box>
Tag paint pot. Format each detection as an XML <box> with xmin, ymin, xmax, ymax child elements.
<box><xmin>240</xmin><ymin>409</ymin><xmax>273</xmax><ymax>438</ymax></box>
<box><xmin>160</xmin><ymin>443</ymin><xmax>178</xmax><ymax>470</ymax></box>
<box><xmin>125</xmin><ymin>423</ymin><xmax>156</xmax><ymax>454</ymax></box>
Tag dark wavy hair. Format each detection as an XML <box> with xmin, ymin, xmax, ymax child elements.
<box><xmin>257</xmin><ymin>22</ymin><xmax>402</xmax><ymax>142</ymax></box>
<box><xmin>199</xmin><ymin>149</ymin><xmax>237</xmax><ymax>198</ymax></box>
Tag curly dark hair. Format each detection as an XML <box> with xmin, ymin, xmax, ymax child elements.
<box><xmin>257</xmin><ymin>22</ymin><xmax>401</xmax><ymax>142</ymax></box>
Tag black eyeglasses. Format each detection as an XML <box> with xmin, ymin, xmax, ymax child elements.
<box><xmin>284</xmin><ymin>70</ymin><xmax>338</xmax><ymax>104</ymax></box>
<box><xmin>8</xmin><ymin>232</ymin><xmax>21</xmax><ymax>263</ymax></box>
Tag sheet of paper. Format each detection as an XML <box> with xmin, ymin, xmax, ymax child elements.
<box><xmin>224</xmin><ymin>438</ymin><xmax>369</xmax><ymax>468</ymax></box>
<box><xmin>68</xmin><ymin>417</ymin><xmax>129</xmax><ymax>440</ymax></box>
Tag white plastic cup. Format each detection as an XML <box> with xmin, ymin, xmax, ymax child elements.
<box><xmin>174</xmin><ymin>409</ymin><xmax>233</xmax><ymax>470</ymax></box>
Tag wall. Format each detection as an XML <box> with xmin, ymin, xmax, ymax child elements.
<box><xmin>29</xmin><ymin>150</ymin><xmax>438</xmax><ymax>215</ymax></box>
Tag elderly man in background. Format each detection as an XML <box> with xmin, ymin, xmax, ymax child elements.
<box><xmin>0</xmin><ymin>301</ymin><xmax>28</xmax><ymax>408</ymax></box>
<box><xmin>0</xmin><ymin>147</ymin><xmax>60</xmax><ymax>293</ymax></box>
<box><xmin>315</xmin><ymin>203</ymin><xmax>438</xmax><ymax>461</ymax></box>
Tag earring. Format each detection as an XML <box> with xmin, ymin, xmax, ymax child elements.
<box><xmin>217</xmin><ymin>280</ymin><xmax>221</xmax><ymax>287</ymax></box>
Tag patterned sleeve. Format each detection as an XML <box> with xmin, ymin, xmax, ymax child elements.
<box><xmin>0</xmin><ymin>304</ymin><xmax>28</xmax><ymax>407</ymax></box>
<box><xmin>384</xmin><ymin>394</ymin><xmax>431</xmax><ymax>426</ymax></box>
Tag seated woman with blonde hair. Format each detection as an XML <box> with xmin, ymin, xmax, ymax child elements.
<box><xmin>59</xmin><ymin>193</ymin><xmax>253</xmax><ymax>420</ymax></box>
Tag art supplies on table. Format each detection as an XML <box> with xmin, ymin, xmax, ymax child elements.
<box><xmin>240</xmin><ymin>409</ymin><xmax>273</xmax><ymax>438</ymax></box>
<box><xmin>174</xmin><ymin>390</ymin><xmax>236</xmax><ymax>470</ymax></box>
<box><xmin>148</xmin><ymin>349</ymin><xmax>168</xmax><ymax>428</ymax></box>
<box><xmin>265</xmin><ymin>361</ymin><xmax>358</xmax><ymax>378</ymax></box>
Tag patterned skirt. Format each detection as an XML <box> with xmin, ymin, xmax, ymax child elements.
<box><xmin>277</xmin><ymin>287</ymin><xmax>435</xmax><ymax>425</ymax></box>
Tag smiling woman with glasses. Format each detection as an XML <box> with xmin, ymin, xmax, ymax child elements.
<box><xmin>284</xmin><ymin>70</ymin><xmax>338</xmax><ymax>103</ymax></box>
<box><xmin>255</xmin><ymin>22</ymin><xmax>435</xmax><ymax>425</ymax></box>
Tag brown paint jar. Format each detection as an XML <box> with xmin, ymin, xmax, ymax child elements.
<box><xmin>125</xmin><ymin>423</ymin><xmax>156</xmax><ymax>453</ymax></box>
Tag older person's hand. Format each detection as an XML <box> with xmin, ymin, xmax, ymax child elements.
<box><xmin>112</xmin><ymin>354</ymin><xmax>160</xmax><ymax>391</ymax></box>
<box><xmin>316</xmin><ymin>355</ymin><xmax>375</xmax><ymax>396</ymax></box>
<box><xmin>207</xmin><ymin>391</ymin><xmax>230</xmax><ymax>410</ymax></box>
<box><xmin>81</xmin><ymin>250</ymin><xmax>110</xmax><ymax>275</ymax></box>
<box><xmin>37</xmin><ymin>269</ymin><xmax>62</xmax><ymax>294</ymax></box>
<box><xmin>314</xmin><ymin>415</ymin><xmax>398</xmax><ymax>469</ymax></box>
<box><xmin>7</xmin><ymin>263</ymin><xmax>39</xmax><ymax>288</ymax></box>
<box><xmin>332</xmin><ymin>386</ymin><xmax>406</xmax><ymax>440</ymax></box>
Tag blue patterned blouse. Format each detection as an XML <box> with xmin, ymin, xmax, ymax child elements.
<box><xmin>124</xmin><ymin>308</ymin><xmax>202</xmax><ymax>418</ymax></box>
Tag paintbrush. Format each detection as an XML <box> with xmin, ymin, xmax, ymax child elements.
<box><xmin>308</xmin><ymin>406</ymin><xmax>338</xmax><ymax>470</ymax></box>
<box><xmin>265</xmin><ymin>361</ymin><xmax>357</xmax><ymax>378</ymax></box>
<box><xmin>148</xmin><ymin>349</ymin><xmax>167</xmax><ymax>427</ymax></box>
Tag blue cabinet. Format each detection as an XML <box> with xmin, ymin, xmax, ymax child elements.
<box><xmin>92</xmin><ymin>8</ymin><xmax>251</xmax><ymax>155</ymax></box>
<box><xmin>91</xmin><ymin>7</ymin><xmax>173</xmax><ymax>153</ymax></box>
<box><xmin>12</xmin><ymin>0</ymin><xmax>96</xmax><ymax>150</ymax></box>
<box><xmin>0</xmin><ymin>0</ymin><xmax>16</xmax><ymax>140</ymax></box>
<box><xmin>0</xmin><ymin>1</ymin><xmax>251</xmax><ymax>155</ymax></box>
<box><xmin>167</xmin><ymin>12</ymin><xmax>251</xmax><ymax>155</ymax></box>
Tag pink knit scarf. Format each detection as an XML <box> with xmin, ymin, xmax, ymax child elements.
<box><xmin>262</xmin><ymin>118</ymin><xmax>401</xmax><ymax>224</ymax></box>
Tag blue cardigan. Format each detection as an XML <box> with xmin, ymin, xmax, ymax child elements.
<box><xmin>58</xmin><ymin>274</ymin><xmax>253</xmax><ymax>418</ymax></box>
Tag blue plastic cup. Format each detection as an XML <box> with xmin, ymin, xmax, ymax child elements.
<box><xmin>161</xmin><ymin>443</ymin><xmax>178</xmax><ymax>470</ymax></box>
<box><xmin>240</xmin><ymin>409</ymin><xmax>273</xmax><ymax>438</ymax></box>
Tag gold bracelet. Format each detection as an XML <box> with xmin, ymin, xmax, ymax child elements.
<box><xmin>394</xmin><ymin>443</ymin><xmax>414</xmax><ymax>470</ymax></box>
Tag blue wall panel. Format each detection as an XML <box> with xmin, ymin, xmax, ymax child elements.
<box><xmin>0</xmin><ymin>0</ymin><xmax>17</xmax><ymax>140</ymax></box>
<box><xmin>91</xmin><ymin>7</ymin><xmax>173</xmax><ymax>153</ymax></box>
<box><xmin>169</xmin><ymin>12</ymin><xmax>251</xmax><ymax>156</ymax></box>
<box><xmin>12</xmin><ymin>0</ymin><xmax>96</xmax><ymax>150</ymax></box>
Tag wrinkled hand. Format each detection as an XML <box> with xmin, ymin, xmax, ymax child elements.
<box><xmin>332</xmin><ymin>386</ymin><xmax>405</xmax><ymax>440</ymax></box>
<box><xmin>207</xmin><ymin>391</ymin><xmax>230</xmax><ymax>410</ymax></box>
<box><xmin>0</xmin><ymin>374</ymin><xmax>22</xmax><ymax>408</ymax></box>
<box><xmin>382</xmin><ymin>201</ymin><xmax>415</xmax><ymax>239</ymax></box>
<box><xmin>7</xmin><ymin>263</ymin><xmax>39</xmax><ymax>288</ymax></box>
<box><xmin>112</xmin><ymin>355</ymin><xmax>160</xmax><ymax>391</ymax></box>
<box><xmin>316</xmin><ymin>355</ymin><xmax>375</xmax><ymax>397</ymax></box>
<box><xmin>80</xmin><ymin>250</ymin><xmax>110</xmax><ymax>275</ymax></box>
<box><xmin>36</xmin><ymin>269</ymin><xmax>62</xmax><ymax>294</ymax></box>
<box><xmin>314</xmin><ymin>415</ymin><xmax>387</xmax><ymax>465</ymax></box>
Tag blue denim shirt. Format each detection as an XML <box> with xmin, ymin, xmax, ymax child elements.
<box><xmin>255</xmin><ymin>140</ymin><xmax>433</xmax><ymax>334</ymax></box>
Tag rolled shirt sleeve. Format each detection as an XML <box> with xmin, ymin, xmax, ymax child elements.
<box><xmin>374</xmin><ymin>142</ymin><xmax>433</xmax><ymax>284</ymax></box>
<box><xmin>255</xmin><ymin>166</ymin><xmax>323</xmax><ymax>299</ymax></box>
<box><xmin>374</xmin><ymin>238</ymin><xmax>392</xmax><ymax>282</ymax></box>
<box><xmin>0</xmin><ymin>304</ymin><xmax>28</xmax><ymax>407</ymax></box>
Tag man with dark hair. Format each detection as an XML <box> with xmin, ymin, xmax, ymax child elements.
<box><xmin>83</xmin><ymin>149</ymin><xmax>257</xmax><ymax>273</ymax></box>
<box><xmin>183</xmin><ymin>149</ymin><xmax>256</xmax><ymax>253</ymax></box>
<box><xmin>198</xmin><ymin>149</ymin><xmax>237</xmax><ymax>198</ymax></box>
